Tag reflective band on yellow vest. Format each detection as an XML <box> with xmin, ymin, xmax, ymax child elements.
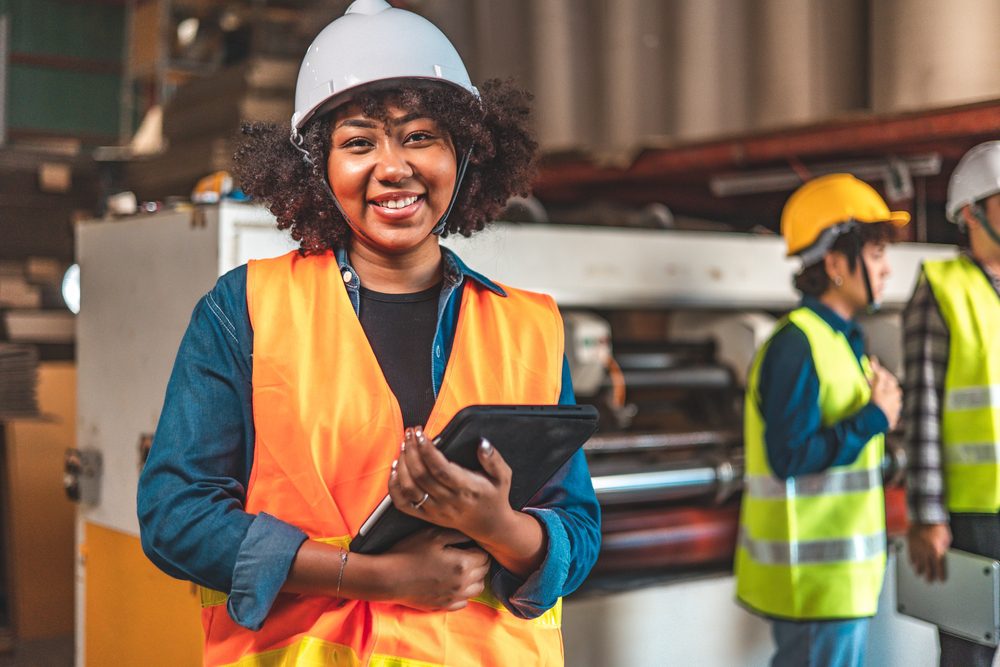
<box><xmin>744</xmin><ymin>467</ymin><xmax>881</xmax><ymax>499</ymax></box>
<box><xmin>924</xmin><ymin>256</ymin><xmax>1000</xmax><ymax>513</ymax></box>
<box><xmin>201</xmin><ymin>251</ymin><xmax>567</xmax><ymax>667</ymax></box>
<box><xmin>735</xmin><ymin>307</ymin><xmax>886</xmax><ymax>621</ymax></box>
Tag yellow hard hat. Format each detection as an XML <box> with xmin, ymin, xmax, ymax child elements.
<box><xmin>781</xmin><ymin>174</ymin><xmax>910</xmax><ymax>262</ymax></box>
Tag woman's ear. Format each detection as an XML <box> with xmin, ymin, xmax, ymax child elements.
<box><xmin>823</xmin><ymin>251</ymin><xmax>843</xmax><ymax>282</ymax></box>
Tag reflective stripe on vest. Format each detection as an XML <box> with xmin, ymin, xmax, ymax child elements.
<box><xmin>945</xmin><ymin>385</ymin><xmax>1000</xmax><ymax>412</ymax></box>
<box><xmin>946</xmin><ymin>442</ymin><xmax>1000</xmax><ymax>464</ymax></box>
<box><xmin>739</xmin><ymin>530</ymin><xmax>886</xmax><ymax>566</ymax></box>
<box><xmin>735</xmin><ymin>307</ymin><xmax>886</xmax><ymax>621</ymax></box>
<box><xmin>744</xmin><ymin>467</ymin><xmax>881</xmax><ymax>500</ymax></box>
<box><xmin>924</xmin><ymin>257</ymin><xmax>1000</xmax><ymax>513</ymax></box>
<box><xmin>203</xmin><ymin>251</ymin><xmax>566</xmax><ymax>667</ymax></box>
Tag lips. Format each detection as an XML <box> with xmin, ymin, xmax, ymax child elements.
<box><xmin>369</xmin><ymin>192</ymin><xmax>424</xmax><ymax>218</ymax></box>
<box><xmin>372</xmin><ymin>194</ymin><xmax>419</xmax><ymax>209</ymax></box>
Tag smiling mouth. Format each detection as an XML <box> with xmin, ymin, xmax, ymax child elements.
<box><xmin>370</xmin><ymin>195</ymin><xmax>421</xmax><ymax>210</ymax></box>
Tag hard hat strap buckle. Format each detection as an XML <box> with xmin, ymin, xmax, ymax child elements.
<box><xmin>289</xmin><ymin>129</ymin><xmax>315</xmax><ymax>166</ymax></box>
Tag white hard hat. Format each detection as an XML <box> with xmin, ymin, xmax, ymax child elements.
<box><xmin>946</xmin><ymin>140</ymin><xmax>1000</xmax><ymax>223</ymax></box>
<box><xmin>291</xmin><ymin>0</ymin><xmax>478</xmax><ymax>134</ymax></box>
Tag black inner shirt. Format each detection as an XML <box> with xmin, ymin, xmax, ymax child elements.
<box><xmin>358</xmin><ymin>281</ymin><xmax>442</xmax><ymax>428</ymax></box>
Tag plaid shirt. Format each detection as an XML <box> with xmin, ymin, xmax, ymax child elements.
<box><xmin>903</xmin><ymin>253</ymin><xmax>1000</xmax><ymax>524</ymax></box>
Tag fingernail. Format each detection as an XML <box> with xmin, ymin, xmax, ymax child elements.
<box><xmin>415</xmin><ymin>426</ymin><xmax>423</xmax><ymax>438</ymax></box>
<box><xmin>400</xmin><ymin>441</ymin><xmax>406</xmax><ymax>452</ymax></box>
<box><xmin>480</xmin><ymin>438</ymin><xmax>493</xmax><ymax>456</ymax></box>
<box><xmin>390</xmin><ymin>469</ymin><xmax>397</xmax><ymax>480</ymax></box>
<box><xmin>391</xmin><ymin>459</ymin><xmax>397</xmax><ymax>470</ymax></box>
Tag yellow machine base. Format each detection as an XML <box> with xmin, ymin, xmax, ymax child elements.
<box><xmin>84</xmin><ymin>522</ymin><xmax>203</xmax><ymax>665</ymax></box>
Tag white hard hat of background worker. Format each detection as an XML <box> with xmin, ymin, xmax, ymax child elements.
<box><xmin>946</xmin><ymin>140</ymin><xmax>1000</xmax><ymax>248</ymax></box>
<box><xmin>289</xmin><ymin>0</ymin><xmax>479</xmax><ymax>234</ymax></box>
<box><xmin>781</xmin><ymin>173</ymin><xmax>910</xmax><ymax>310</ymax></box>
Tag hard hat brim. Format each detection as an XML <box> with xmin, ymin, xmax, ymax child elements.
<box><xmin>787</xmin><ymin>213</ymin><xmax>910</xmax><ymax>261</ymax></box>
<box><xmin>885</xmin><ymin>210</ymin><xmax>911</xmax><ymax>227</ymax></box>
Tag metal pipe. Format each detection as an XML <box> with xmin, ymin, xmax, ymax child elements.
<box><xmin>709</xmin><ymin>153</ymin><xmax>941</xmax><ymax>197</ymax></box>
<box><xmin>584</xmin><ymin>430</ymin><xmax>740</xmax><ymax>454</ymax></box>
<box><xmin>613</xmin><ymin>366</ymin><xmax>733</xmax><ymax>389</ymax></box>
<box><xmin>591</xmin><ymin>457</ymin><xmax>743</xmax><ymax>506</ymax></box>
<box><xmin>592</xmin><ymin>467</ymin><xmax>718</xmax><ymax>504</ymax></box>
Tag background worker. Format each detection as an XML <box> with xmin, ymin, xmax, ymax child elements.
<box><xmin>735</xmin><ymin>174</ymin><xmax>906</xmax><ymax>667</ymax></box>
<box><xmin>904</xmin><ymin>140</ymin><xmax>1000</xmax><ymax>667</ymax></box>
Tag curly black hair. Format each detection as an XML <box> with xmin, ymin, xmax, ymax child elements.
<box><xmin>794</xmin><ymin>221</ymin><xmax>900</xmax><ymax>297</ymax></box>
<box><xmin>233</xmin><ymin>79</ymin><xmax>537</xmax><ymax>253</ymax></box>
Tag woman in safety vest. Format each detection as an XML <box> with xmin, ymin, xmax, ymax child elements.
<box><xmin>137</xmin><ymin>2</ymin><xmax>600</xmax><ymax>665</ymax></box>
<box><xmin>734</xmin><ymin>174</ymin><xmax>906</xmax><ymax>667</ymax></box>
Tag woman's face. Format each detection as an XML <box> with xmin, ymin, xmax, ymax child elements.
<box><xmin>327</xmin><ymin>103</ymin><xmax>457</xmax><ymax>254</ymax></box>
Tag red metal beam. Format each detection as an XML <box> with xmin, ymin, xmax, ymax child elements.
<box><xmin>535</xmin><ymin>100</ymin><xmax>1000</xmax><ymax>201</ymax></box>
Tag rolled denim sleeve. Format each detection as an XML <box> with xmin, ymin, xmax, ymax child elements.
<box><xmin>137</xmin><ymin>266</ymin><xmax>307</xmax><ymax>631</ymax></box>
<box><xmin>491</xmin><ymin>356</ymin><xmax>602</xmax><ymax>618</ymax></box>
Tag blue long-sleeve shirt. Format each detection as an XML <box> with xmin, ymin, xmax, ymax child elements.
<box><xmin>756</xmin><ymin>297</ymin><xmax>889</xmax><ymax>479</ymax></box>
<box><xmin>137</xmin><ymin>246</ymin><xmax>601</xmax><ymax>631</ymax></box>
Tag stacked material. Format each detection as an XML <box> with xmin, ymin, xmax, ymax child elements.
<box><xmin>127</xmin><ymin>57</ymin><xmax>297</xmax><ymax>200</ymax></box>
<box><xmin>0</xmin><ymin>344</ymin><xmax>38</xmax><ymax>418</ymax></box>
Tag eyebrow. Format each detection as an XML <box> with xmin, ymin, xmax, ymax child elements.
<box><xmin>335</xmin><ymin>112</ymin><xmax>429</xmax><ymax>130</ymax></box>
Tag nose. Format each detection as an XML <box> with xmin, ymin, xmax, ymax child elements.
<box><xmin>373</xmin><ymin>139</ymin><xmax>413</xmax><ymax>183</ymax></box>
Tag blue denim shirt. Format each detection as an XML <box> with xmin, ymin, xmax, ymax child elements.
<box><xmin>756</xmin><ymin>296</ymin><xmax>889</xmax><ymax>479</ymax></box>
<box><xmin>137</xmin><ymin>247</ymin><xmax>601</xmax><ymax>631</ymax></box>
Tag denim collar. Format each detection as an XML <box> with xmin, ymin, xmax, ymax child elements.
<box><xmin>333</xmin><ymin>245</ymin><xmax>506</xmax><ymax>297</ymax></box>
<box><xmin>801</xmin><ymin>295</ymin><xmax>862</xmax><ymax>339</ymax></box>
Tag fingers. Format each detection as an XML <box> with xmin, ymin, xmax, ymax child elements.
<box><xmin>476</xmin><ymin>438</ymin><xmax>511</xmax><ymax>483</ymax></box>
<box><xmin>412</xmin><ymin>428</ymin><xmax>467</xmax><ymax>492</ymax></box>
<box><xmin>390</xmin><ymin>449</ymin><xmax>425</xmax><ymax>507</ymax></box>
<box><xmin>462</xmin><ymin>577</ymin><xmax>486</xmax><ymax>600</ymax></box>
<box><xmin>402</xmin><ymin>427</ymin><xmax>460</xmax><ymax>501</ymax></box>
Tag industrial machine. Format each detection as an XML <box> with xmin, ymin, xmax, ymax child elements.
<box><xmin>75</xmin><ymin>203</ymin><xmax>952</xmax><ymax>665</ymax></box>
<box><xmin>446</xmin><ymin>223</ymin><xmax>951</xmax><ymax>666</ymax></box>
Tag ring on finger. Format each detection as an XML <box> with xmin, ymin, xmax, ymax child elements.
<box><xmin>412</xmin><ymin>492</ymin><xmax>430</xmax><ymax>510</ymax></box>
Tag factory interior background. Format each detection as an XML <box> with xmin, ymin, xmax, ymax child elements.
<box><xmin>2</xmin><ymin>0</ymin><xmax>1000</xmax><ymax>665</ymax></box>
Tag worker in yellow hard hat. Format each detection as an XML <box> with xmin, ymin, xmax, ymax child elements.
<box><xmin>735</xmin><ymin>173</ymin><xmax>908</xmax><ymax>667</ymax></box>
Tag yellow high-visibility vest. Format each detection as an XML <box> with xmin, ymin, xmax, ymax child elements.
<box><xmin>735</xmin><ymin>307</ymin><xmax>886</xmax><ymax>620</ymax></box>
<box><xmin>924</xmin><ymin>256</ymin><xmax>1000</xmax><ymax>513</ymax></box>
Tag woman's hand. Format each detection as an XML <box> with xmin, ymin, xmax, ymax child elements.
<box><xmin>389</xmin><ymin>427</ymin><xmax>514</xmax><ymax>544</ymax></box>
<box><xmin>384</xmin><ymin>528</ymin><xmax>490</xmax><ymax>611</ymax></box>
<box><xmin>388</xmin><ymin>427</ymin><xmax>547</xmax><ymax>578</ymax></box>
<box><xmin>285</xmin><ymin>528</ymin><xmax>488</xmax><ymax>610</ymax></box>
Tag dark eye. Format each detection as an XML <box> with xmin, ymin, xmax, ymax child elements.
<box><xmin>406</xmin><ymin>131</ymin><xmax>435</xmax><ymax>144</ymax></box>
<box><xmin>341</xmin><ymin>137</ymin><xmax>373</xmax><ymax>150</ymax></box>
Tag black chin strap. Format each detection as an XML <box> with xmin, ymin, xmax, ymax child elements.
<box><xmin>974</xmin><ymin>205</ymin><xmax>1000</xmax><ymax>248</ymax></box>
<box><xmin>851</xmin><ymin>230</ymin><xmax>879</xmax><ymax>314</ymax></box>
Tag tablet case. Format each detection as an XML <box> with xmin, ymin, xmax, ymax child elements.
<box><xmin>895</xmin><ymin>538</ymin><xmax>1000</xmax><ymax>647</ymax></box>
<box><xmin>349</xmin><ymin>404</ymin><xmax>599</xmax><ymax>555</ymax></box>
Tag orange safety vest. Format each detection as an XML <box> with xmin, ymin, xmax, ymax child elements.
<box><xmin>201</xmin><ymin>250</ymin><xmax>567</xmax><ymax>667</ymax></box>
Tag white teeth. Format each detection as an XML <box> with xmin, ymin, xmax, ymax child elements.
<box><xmin>379</xmin><ymin>195</ymin><xmax>418</xmax><ymax>209</ymax></box>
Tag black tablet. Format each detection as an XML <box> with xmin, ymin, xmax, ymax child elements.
<box><xmin>349</xmin><ymin>404</ymin><xmax>599</xmax><ymax>555</ymax></box>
